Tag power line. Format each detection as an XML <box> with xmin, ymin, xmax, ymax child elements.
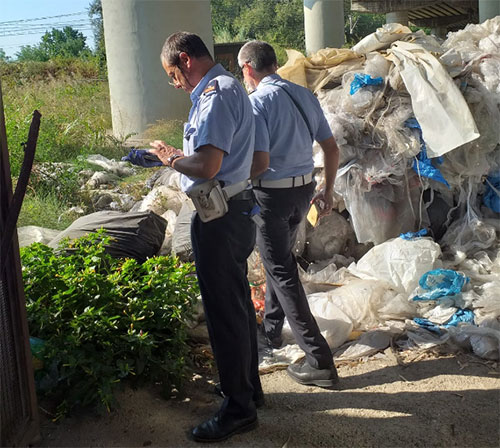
<box><xmin>0</xmin><ymin>12</ymin><xmax>87</xmax><ymax>26</ymax></box>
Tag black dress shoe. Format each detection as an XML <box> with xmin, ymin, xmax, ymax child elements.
<box><xmin>213</xmin><ymin>383</ymin><xmax>265</xmax><ymax>408</ymax></box>
<box><xmin>287</xmin><ymin>360</ymin><xmax>339</xmax><ymax>387</ymax></box>
<box><xmin>191</xmin><ymin>411</ymin><xmax>258</xmax><ymax>443</ymax></box>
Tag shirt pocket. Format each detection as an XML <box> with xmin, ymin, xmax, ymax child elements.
<box><xmin>183</xmin><ymin>122</ymin><xmax>197</xmax><ymax>153</ymax></box>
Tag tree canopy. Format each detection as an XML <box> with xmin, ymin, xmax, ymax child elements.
<box><xmin>16</xmin><ymin>27</ymin><xmax>91</xmax><ymax>62</ymax></box>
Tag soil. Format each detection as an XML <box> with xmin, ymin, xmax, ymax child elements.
<box><xmin>39</xmin><ymin>348</ymin><xmax>500</xmax><ymax>448</ymax></box>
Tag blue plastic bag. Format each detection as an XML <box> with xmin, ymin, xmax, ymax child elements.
<box><xmin>350</xmin><ymin>73</ymin><xmax>383</xmax><ymax>95</ymax></box>
<box><xmin>400</xmin><ymin>228</ymin><xmax>428</xmax><ymax>240</ymax></box>
<box><xmin>406</xmin><ymin>118</ymin><xmax>450</xmax><ymax>188</ymax></box>
<box><xmin>122</xmin><ymin>148</ymin><xmax>163</xmax><ymax>167</ymax></box>
<box><xmin>412</xmin><ymin>269</ymin><xmax>469</xmax><ymax>301</ymax></box>
<box><xmin>483</xmin><ymin>175</ymin><xmax>500</xmax><ymax>213</ymax></box>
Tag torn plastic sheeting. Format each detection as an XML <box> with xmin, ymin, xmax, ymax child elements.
<box><xmin>400</xmin><ymin>228</ymin><xmax>428</xmax><ymax>240</ymax></box>
<box><xmin>335</xmin><ymin>329</ymin><xmax>395</xmax><ymax>361</ymax></box>
<box><xmin>483</xmin><ymin>175</ymin><xmax>500</xmax><ymax>213</ymax></box>
<box><xmin>413</xmin><ymin>308</ymin><xmax>475</xmax><ymax>334</ymax></box>
<box><xmin>412</xmin><ymin>269</ymin><xmax>469</xmax><ymax>301</ymax></box>
<box><xmin>352</xmin><ymin>23</ymin><xmax>412</xmax><ymax>55</ymax></box>
<box><xmin>349</xmin><ymin>237</ymin><xmax>442</xmax><ymax>294</ymax></box>
<box><xmin>405</xmin><ymin>118</ymin><xmax>450</xmax><ymax>187</ymax></box>
<box><xmin>277</xmin><ymin>48</ymin><xmax>364</xmax><ymax>92</ymax></box>
<box><xmin>388</xmin><ymin>41</ymin><xmax>479</xmax><ymax>157</ymax></box>
<box><xmin>349</xmin><ymin>73</ymin><xmax>383</xmax><ymax>95</ymax></box>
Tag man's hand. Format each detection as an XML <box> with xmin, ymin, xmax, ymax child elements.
<box><xmin>149</xmin><ymin>140</ymin><xmax>183</xmax><ymax>165</ymax></box>
<box><xmin>310</xmin><ymin>188</ymin><xmax>334</xmax><ymax>219</ymax></box>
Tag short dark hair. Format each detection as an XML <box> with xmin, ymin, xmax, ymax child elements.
<box><xmin>238</xmin><ymin>40</ymin><xmax>277</xmax><ymax>72</ymax></box>
<box><xmin>161</xmin><ymin>31</ymin><xmax>212</xmax><ymax>66</ymax></box>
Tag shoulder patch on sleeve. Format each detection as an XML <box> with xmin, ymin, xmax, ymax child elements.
<box><xmin>203</xmin><ymin>79</ymin><xmax>218</xmax><ymax>95</ymax></box>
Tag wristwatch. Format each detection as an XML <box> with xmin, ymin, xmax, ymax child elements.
<box><xmin>167</xmin><ymin>154</ymin><xmax>183</xmax><ymax>167</ymax></box>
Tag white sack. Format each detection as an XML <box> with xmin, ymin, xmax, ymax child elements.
<box><xmin>352</xmin><ymin>23</ymin><xmax>412</xmax><ymax>54</ymax></box>
<box><xmin>388</xmin><ymin>41</ymin><xmax>479</xmax><ymax>157</ymax></box>
<box><xmin>348</xmin><ymin>237</ymin><xmax>442</xmax><ymax>294</ymax></box>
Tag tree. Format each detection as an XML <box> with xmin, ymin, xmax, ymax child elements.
<box><xmin>16</xmin><ymin>26</ymin><xmax>90</xmax><ymax>61</ymax></box>
<box><xmin>0</xmin><ymin>48</ymin><xmax>11</xmax><ymax>62</ymax></box>
<box><xmin>89</xmin><ymin>0</ymin><xmax>106</xmax><ymax>67</ymax></box>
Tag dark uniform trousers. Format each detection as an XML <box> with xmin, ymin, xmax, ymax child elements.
<box><xmin>254</xmin><ymin>182</ymin><xmax>333</xmax><ymax>370</ymax></box>
<box><xmin>191</xmin><ymin>195</ymin><xmax>262</xmax><ymax>418</ymax></box>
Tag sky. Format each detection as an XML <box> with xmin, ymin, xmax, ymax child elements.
<box><xmin>0</xmin><ymin>0</ymin><xmax>96</xmax><ymax>58</ymax></box>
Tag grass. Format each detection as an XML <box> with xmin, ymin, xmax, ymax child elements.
<box><xmin>0</xmin><ymin>59</ymin><xmax>182</xmax><ymax>230</ymax></box>
<box><xmin>18</xmin><ymin>191</ymin><xmax>75</xmax><ymax>230</ymax></box>
<box><xmin>2</xmin><ymin>66</ymin><xmax>122</xmax><ymax>176</ymax></box>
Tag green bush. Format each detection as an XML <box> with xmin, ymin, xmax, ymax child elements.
<box><xmin>21</xmin><ymin>232</ymin><xmax>199</xmax><ymax>417</ymax></box>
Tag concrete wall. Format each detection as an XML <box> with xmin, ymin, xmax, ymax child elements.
<box><xmin>102</xmin><ymin>0</ymin><xmax>213</xmax><ymax>139</ymax></box>
<box><xmin>479</xmin><ymin>0</ymin><xmax>500</xmax><ymax>22</ymax></box>
<box><xmin>304</xmin><ymin>0</ymin><xmax>344</xmax><ymax>54</ymax></box>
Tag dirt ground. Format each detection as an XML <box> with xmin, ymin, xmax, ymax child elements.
<box><xmin>39</xmin><ymin>348</ymin><xmax>500</xmax><ymax>448</ymax></box>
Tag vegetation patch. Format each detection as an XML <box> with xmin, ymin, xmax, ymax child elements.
<box><xmin>22</xmin><ymin>232</ymin><xmax>199</xmax><ymax>418</ymax></box>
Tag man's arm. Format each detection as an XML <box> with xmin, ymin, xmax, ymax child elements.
<box><xmin>150</xmin><ymin>141</ymin><xmax>224</xmax><ymax>179</ymax></box>
<box><xmin>250</xmin><ymin>151</ymin><xmax>269</xmax><ymax>179</ymax></box>
<box><xmin>168</xmin><ymin>145</ymin><xmax>224</xmax><ymax>179</ymax></box>
<box><xmin>311</xmin><ymin>136</ymin><xmax>340</xmax><ymax>217</ymax></box>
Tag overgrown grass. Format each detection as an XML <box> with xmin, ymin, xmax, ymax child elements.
<box><xmin>142</xmin><ymin>119</ymin><xmax>184</xmax><ymax>150</ymax></box>
<box><xmin>18</xmin><ymin>192</ymin><xmax>75</xmax><ymax>230</ymax></box>
<box><xmin>2</xmin><ymin>60</ymin><xmax>122</xmax><ymax>176</ymax></box>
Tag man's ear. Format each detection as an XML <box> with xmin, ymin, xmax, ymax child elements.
<box><xmin>178</xmin><ymin>51</ymin><xmax>190</xmax><ymax>69</ymax></box>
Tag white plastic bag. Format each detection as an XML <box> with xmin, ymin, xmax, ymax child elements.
<box><xmin>388</xmin><ymin>41</ymin><xmax>479</xmax><ymax>157</ymax></box>
<box><xmin>352</xmin><ymin>23</ymin><xmax>412</xmax><ymax>54</ymax></box>
<box><xmin>349</xmin><ymin>237</ymin><xmax>442</xmax><ymax>294</ymax></box>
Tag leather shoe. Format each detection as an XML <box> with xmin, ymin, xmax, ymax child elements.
<box><xmin>287</xmin><ymin>360</ymin><xmax>339</xmax><ymax>387</ymax></box>
<box><xmin>191</xmin><ymin>411</ymin><xmax>258</xmax><ymax>442</ymax></box>
<box><xmin>213</xmin><ymin>383</ymin><xmax>265</xmax><ymax>408</ymax></box>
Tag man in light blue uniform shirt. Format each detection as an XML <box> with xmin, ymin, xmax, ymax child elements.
<box><xmin>150</xmin><ymin>32</ymin><xmax>262</xmax><ymax>443</ymax></box>
<box><xmin>238</xmin><ymin>40</ymin><xmax>341</xmax><ymax>387</ymax></box>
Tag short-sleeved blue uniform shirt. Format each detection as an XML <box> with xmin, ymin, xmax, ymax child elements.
<box><xmin>180</xmin><ymin>64</ymin><xmax>255</xmax><ymax>193</ymax></box>
<box><xmin>250</xmin><ymin>74</ymin><xmax>333</xmax><ymax>180</ymax></box>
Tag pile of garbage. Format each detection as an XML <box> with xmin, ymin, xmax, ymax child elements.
<box><xmin>18</xmin><ymin>18</ymin><xmax>500</xmax><ymax>366</ymax></box>
<box><xmin>266</xmin><ymin>18</ymin><xmax>500</xmax><ymax>365</ymax></box>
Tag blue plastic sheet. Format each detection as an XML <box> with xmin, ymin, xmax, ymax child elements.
<box><xmin>483</xmin><ymin>175</ymin><xmax>500</xmax><ymax>213</ymax></box>
<box><xmin>122</xmin><ymin>148</ymin><xmax>163</xmax><ymax>167</ymax></box>
<box><xmin>349</xmin><ymin>73</ymin><xmax>384</xmax><ymax>95</ymax></box>
<box><xmin>405</xmin><ymin>118</ymin><xmax>450</xmax><ymax>187</ymax></box>
<box><xmin>400</xmin><ymin>228</ymin><xmax>428</xmax><ymax>240</ymax></box>
<box><xmin>413</xmin><ymin>308</ymin><xmax>475</xmax><ymax>333</ymax></box>
<box><xmin>412</xmin><ymin>269</ymin><xmax>469</xmax><ymax>301</ymax></box>
<box><xmin>446</xmin><ymin>309</ymin><xmax>475</xmax><ymax>327</ymax></box>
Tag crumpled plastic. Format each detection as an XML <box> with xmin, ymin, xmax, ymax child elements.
<box><xmin>405</xmin><ymin>118</ymin><xmax>450</xmax><ymax>187</ymax></box>
<box><xmin>388</xmin><ymin>41</ymin><xmax>480</xmax><ymax>157</ymax></box>
<box><xmin>413</xmin><ymin>309</ymin><xmax>475</xmax><ymax>333</ymax></box>
<box><xmin>412</xmin><ymin>269</ymin><xmax>469</xmax><ymax>301</ymax></box>
<box><xmin>352</xmin><ymin>23</ymin><xmax>412</xmax><ymax>54</ymax></box>
<box><xmin>400</xmin><ymin>228</ymin><xmax>428</xmax><ymax>240</ymax></box>
<box><xmin>349</xmin><ymin>73</ymin><xmax>383</xmax><ymax>95</ymax></box>
<box><xmin>121</xmin><ymin>148</ymin><xmax>163</xmax><ymax>168</ymax></box>
<box><xmin>349</xmin><ymin>237</ymin><xmax>442</xmax><ymax>294</ymax></box>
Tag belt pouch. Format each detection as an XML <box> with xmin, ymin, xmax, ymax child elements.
<box><xmin>187</xmin><ymin>179</ymin><xmax>228</xmax><ymax>223</ymax></box>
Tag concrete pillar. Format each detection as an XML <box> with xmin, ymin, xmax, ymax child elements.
<box><xmin>386</xmin><ymin>10</ymin><xmax>409</xmax><ymax>25</ymax></box>
<box><xmin>431</xmin><ymin>26</ymin><xmax>448</xmax><ymax>39</ymax></box>
<box><xmin>102</xmin><ymin>0</ymin><xmax>213</xmax><ymax>139</ymax></box>
<box><xmin>479</xmin><ymin>0</ymin><xmax>500</xmax><ymax>22</ymax></box>
<box><xmin>304</xmin><ymin>0</ymin><xmax>344</xmax><ymax>55</ymax></box>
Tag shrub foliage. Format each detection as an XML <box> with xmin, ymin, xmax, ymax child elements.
<box><xmin>21</xmin><ymin>232</ymin><xmax>199</xmax><ymax>416</ymax></box>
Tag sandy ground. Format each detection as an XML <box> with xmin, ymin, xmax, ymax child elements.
<box><xmin>39</xmin><ymin>348</ymin><xmax>500</xmax><ymax>448</ymax></box>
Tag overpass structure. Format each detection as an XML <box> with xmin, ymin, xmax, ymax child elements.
<box><xmin>102</xmin><ymin>0</ymin><xmax>499</xmax><ymax>139</ymax></box>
